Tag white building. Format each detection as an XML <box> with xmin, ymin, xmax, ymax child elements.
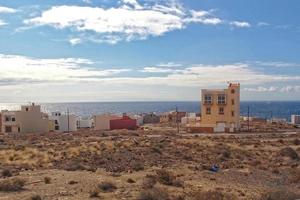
<box><xmin>49</xmin><ymin>112</ymin><xmax>78</xmax><ymax>132</ymax></box>
<box><xmin>77</xmin><ymin>118</ymin><xmax>92</xmax><ymax>129</ymax></box>
<box><xmin>291</xmin><ymin>115</ymin><xmax>300</xmax><ymax>125</ymax></box>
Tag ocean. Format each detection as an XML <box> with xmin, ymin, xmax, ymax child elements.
<box><xmin>0</xmin><ymin>101</ymin><xmax>300</xmax><ymax>121</ymax></box>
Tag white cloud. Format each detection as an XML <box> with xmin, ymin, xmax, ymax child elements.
<box><xmin>69</xmin><ymin>38</ymin><xmax>82</xmax><ymax>45</ymax></box>
<box><xmin>82</xmin><ymin>0</ymin><xmax>92</xmax><ymax>4</ymax></box>
<box><xmin>0</xmin><ymin>54</ymin><xmax>129</xmax><ymax>85</ymax></box>
<box><xmin>1</xmin><ymin>54</ymin><xmax>299</xmax><ymax>94</ymax></box>
<box><xmin>230</xmin><ymin>21</ymin><xmax>251</xmax><ymax>28</ymax></box>
<box><xmin>24</xmin><ymin>1</ymin><xmax>223</xmax><ymax>44</ymax></box>
<box><xmin>0</xmin><ymin>6</ymin><xmax>17</xmax><ymax>13</ymax></box>
<box><xmin>0</xmin><ymin>6</ymin><xmax>17</xmax><ymax>27</ymax></box>
<box><xmin>0</xmin><ymin>19</ymin><xmax>7</xmax><ymax>26</ymax></box>
<box><xmin>141</xmin><ymin>67</ymin><xmax>178</xmax><ymax>73</ymax></box>
<box><xmin>254</xmin><ymin>61</ymin><xmax>300</xmax><ymax>68</ymax></box>
<box><xmin>257</xmin><ymin>22</ymin><xmax>269</xmax><ymax>27</ymax></box>
<box><xmin>156</xmin><ymin>62</ymin><xmax>182</xmax><ymax>68</ymax></box>
<box><xmin>99</xmin><ymin>64</ymin><xmax>300</xmax><ymax>87</ymax></box>
<box><xmin>122</xmin><ymin>0</ymin><xmax>143</xmax><ymax>9</ymax></box>
<box><xmin>244</xmin><ymin>86</ymin><xmax>300</xmax><ymax>93</ymax></box>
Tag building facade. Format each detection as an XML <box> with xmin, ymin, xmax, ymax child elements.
<box><xmin>93</xmin><ymin>114</ymin><xmax>120</xmax><ymax>131</ymax></box>
<box><xmin>291</xmin><ymin>115</ymin><xmax>300</xmax><ymax>125</ymax></box>
<box><xmin>110</xmin><ymin>115</ymin><xmax>137</xmax><ymax>130</ymax></box>
<box><xmin>196</xmin><ymin>83</ymin><xmax>240</xmax><ymax>133</ymax></box>
<box><xmin>1</xmin><ymin>103</ymin><xmax>49</xmax><ymax>134</ymax></box>
<box><xmin>49</xmin><ymin>112</ymin><xmax>78</xmax><ymax>132</ymax></box>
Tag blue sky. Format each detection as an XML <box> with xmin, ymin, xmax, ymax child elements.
<box><xmin>0</xmin><ymin>0</ymin><xmax>299</xmax><ymax>102</ymax></box>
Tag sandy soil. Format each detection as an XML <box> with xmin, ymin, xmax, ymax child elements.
<box><xmin>0</xmin><ymin>127</ymin><xmax>299</xmax><ymax>200</ymax></box>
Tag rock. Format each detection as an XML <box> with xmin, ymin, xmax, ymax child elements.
<box><xmin>278</xmin><ymin>147</ymin><xmax>299</xmax><ymax>160</ymax></box>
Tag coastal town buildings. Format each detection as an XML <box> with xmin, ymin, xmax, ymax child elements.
<box><xmin>160</xmin><ymin>111</ymin><xmax>187</xmax><ymax>123</ymax></box>
<box><xmin>143</xmin><ymin>113</ymin><xmax>160</xmax><ymax>124</ymax></box>
<box><xmin>49</xmin><ymin>112</ymin><xmax>78</xmax><ymax>132</ymax></box>
<box><xmin>128</xmin><ymin>114</ymin><xmax>144</xmax><ymax>126</ymax></box>
<box><xmin>291</xmin><ymin>115</ymin><xmax>300</xmax><ymax>125</ymax></box>
<box><xmin>188</xmin><ymin>83</ymin><xmax>240</xmax><ymax>133</ymax></box>
<box><xmin>1</xmin><ymin>103</ymin><xmax>49</xmax><ymax>134</ymax></box>
<box><xmin>181</xmin><ymin>113</ymin><xmax>201</xmax><ymax>124</ymax></box>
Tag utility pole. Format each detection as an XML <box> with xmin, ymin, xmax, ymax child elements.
<box><xmin>176</xmin><ymin>106</ymin><xmax>179</xmax><ymax>134</ymax></box>
<box><xmin>67</xmin><ymin>108</ymin><xmax>70</xmax><ymax>133</ymax></box>
<box><xmin>270</xmin><ymin>111</ymin><xmax>273</xmax><ymax>122</ymax></box>
<box><xmin>247</xmin><ymin>106</ymin><xmax>250</xmax><ymax>132</ymax></box>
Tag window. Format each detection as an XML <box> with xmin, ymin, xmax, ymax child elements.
<box><xmin>219</xmin><ymin>107</ymin><xmax>224</xmax><ymax>115</ymax></box>
<box><xmin>12</xmin><ymin>117</ymin><xmax>15</xmax><ymax>122</ymax></box>
<box><xmin>231</xmin><ymin>99</ymin><xmax>235</xmax><ymax>105</ymax></box>
<box><xmin>54</xmin><ymin>120</ymin><xmax>58</xmax><ymax>124</ymax></box>
<box><xmin>204</xmin><ymin>95</ymin><xmax>212</xmax><ymax>104</ymax></box>
<box><xmin>18</xmin><ymin>127</ymin><xmax>20</xmax><ymax>132</ymax></box>
<box><xmin>5</xmin><ymin>126</ymin><xmax>12</xmax><ymax>133</ymax></box>
<box><xmin>25</xmin><ymin>107</ymin><xmax>29</xmax><ymax>111</ymax></box>
<box><xmin>206</xmin><ymin>107</ymin><xmax>211</xmax><ymax>115</ymax></box>
<box><xmin>231</xmin><ymin>89</ymin><xmax>235</xmax><ymax>94</ymax></box>
<box><xmin>55</xmin><ymin>126</ymin><xmax>59</xmax><ymax>130</ymax></box>
<box><xmin>231</xmin><ymin>111</ymin><xmax>235</xmax><ymax>117</ymax></box>
<box><xmin>5</xmin><ymin>117</ymin><xmax>9</xmax><ymax>122</ymax></box>
<box><xmin>218</xmin><ymin>95</ymin><xmax>226</xmax><ymax>104</ymax></box>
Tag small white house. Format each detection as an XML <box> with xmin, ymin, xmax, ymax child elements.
<box><xmin>49</xmin><ymin>112</ymin><xmax>78</xmax><ymax>132</ymax></box>
<box><xmin>291</xmin><ymin>115</ymin><xmax>300</xmax><ymax>125</ymax></box>
<box><xmin>77</xmin><ymin>118</ymin><xmax>92</xmax><ymax>128</ymax></box>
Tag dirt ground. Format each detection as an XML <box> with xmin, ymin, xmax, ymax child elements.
<box><xmin>0</xmin><ymin>127</ymin><xmax>299</xmax><ymax>200</ymax></box>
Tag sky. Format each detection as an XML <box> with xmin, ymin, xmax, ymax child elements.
<box><xmin>0</xmin><ymin>0</ymin><xmax>300</xmax><ymax>102</ymax></box>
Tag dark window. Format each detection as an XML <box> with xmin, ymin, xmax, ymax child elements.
<box><xmin>54</xmin><ymin>120</ymin><xmax>58</xmax><ymax>124</ymax></box>
<box><xmin>231</xmin><ymin>111</ymin><xmax>235</xmax><ymax>117</ymax></box>
<box><xmin>25</xmin><ymin>107</ymin><xmax>29</xmax><ymax>111</ymax></box>
<box><xmin>231</xmin><ymin>99</ymin><xmax>235</xmax><ymax>105</ymax></box>
<box><xmin>55</xmin><ymin>126</ymin><xmax>59</xmax><ymax>130</ymax></box>
<box><xmin>218</xmin><ymin>95</ymin><xmax>226</xmax><ymax>104</ymax></box>
<box><xmin>12</xmin><ymin>117</ymin><xmax>15</xmax><ymax>122</ymax></box>
<box><xmin>5</xmin><ymin>117</ymin><xmax>9</xmax><ymax>122</ymax></box>
<box><xmin>204</xmin><ymin>95</ymin><xmax>212</xmax><ymax>104</ymax></box>
<box><xmin>231</xmin><ymin>89</ymin><xmax>235</xmax><ymax>94</ymax></box>
<box><xmin>219</xmin><ymin>107</ymin><xmax>224</xmax><ymax>115</ymax></box>
<box><xmin>18</xmin><ymin>127</ymin><xmax>20</xmax><ymax>132</ymax></box>
<box><xmin>5</xmin><ymin>126</ymin><xmax>12</xmax><ymax>133</ymax></box>
<box><xmin>206</xmin><ymin>107</ymin><xmax>211</xmax><ymax>115</ymax></box>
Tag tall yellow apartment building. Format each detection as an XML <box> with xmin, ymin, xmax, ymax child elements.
<box><xmin>188</xmin><ymin>83</ymin><xmax>240</xmax><ymax>133</ymax></box>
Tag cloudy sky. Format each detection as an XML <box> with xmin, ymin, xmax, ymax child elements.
<box><xmin>0</xmin><ymin>0</ymin><xmax>299</xmax><ymax>102</ymax></box>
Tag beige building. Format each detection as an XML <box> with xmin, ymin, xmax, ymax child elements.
<box><xmin>188</xmin><ymin>83</ymin><xmax>240</xmax><ymax>133</ymax></box>
<box><xmin>93</xmin><ymin>114</ymin><xmax>120</xmax><ymax>131</ymax></box>
<box><xmin>1</xmin><ymin>103</ymin><xmax>49</xmax><ymax>134</ymax></box>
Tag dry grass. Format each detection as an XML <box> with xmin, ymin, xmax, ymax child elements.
<box><xmin>156</xmin><ymin>169</ymin><xmax>183</xmax><ymax>187</ymax></box>
<box><xmin>137</xmin><ymin>187</ymin><xmax>169</xmax><ymax>200</ymax></box>
<box><xmin>261</xmin><ymin>188</ymin><xmax>300</xmax><ymax>200</ymax></box>
<box><xmin>186</xmin><ymin>190</ymin><xmax>238</xmax><ymax>200</ymax></box>
<box><xmin>0</xmin><ymin>178</ymin><xmax>26</xmax><ymax>192</ymax></box>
